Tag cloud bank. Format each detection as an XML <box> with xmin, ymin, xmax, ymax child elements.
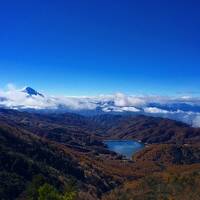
<box><xmin>1</xmin><ymin>85</ymin><xmax>200</xmax><ymax>127</ymax></box>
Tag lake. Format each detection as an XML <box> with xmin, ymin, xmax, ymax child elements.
<box><xmin>104</xmin><ymin>140</ymin><xmax>144</xmax><ymax>159</ymax></box>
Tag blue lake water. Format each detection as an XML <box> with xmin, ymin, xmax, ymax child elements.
<box><xmin>104</xmin><ymin>140</ymin><xmax>144</xmax><ymax>159</ymax></box>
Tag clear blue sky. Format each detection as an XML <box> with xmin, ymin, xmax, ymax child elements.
<box><xmin>0</xmin><ymin>0</ymin><xmax>200</xmax><ymax>96</ymax></box>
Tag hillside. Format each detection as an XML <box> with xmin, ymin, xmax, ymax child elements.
<box><xmin>0</xmin><ymin>110</ymin><xmax>144</xmax><ymax>200</ymax></box>
<box><xmin>0</xmin><ymin>121</ymin><xmax>84</xmax><ymax>200</ymax></box>
<box><xmin>0</xmin><ymin>109</ymin><xmax>104</xmax><ymax>152</ymax></box>
<box><xmin>133</xmin><ymin>143</ymin><xmax>200</xmax><ymax>165</ymax></box>
<box><xmin>1</xmin><ymin>109</ymin><xmax>200</xmax><ymax>199</ymax></box>
<box><xmin>103</xmin><ymin>143</ymin><xmax>200</xmax><ymax>200</ymax></box>
<box><xmin>0</xmin><ymin>117</ymin><xmax>122</xmax><ymax>200</ymax></box>
<box><xmin>107</xmin><ymin>115</ymin><xmax>200</xmax><ymax>144</ymax></box>
<box><xmin>103</xmin><ymin>164</ymin><xmax>200</xmax><ymax>200</ymax></box>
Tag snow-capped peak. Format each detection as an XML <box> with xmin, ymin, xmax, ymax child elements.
<box><xmin>22</xmin><ymin>87</ymin><xmax>44</xmax><ymax>97</ymax></box>
<box><xmin>0</xmin><ymin>85</ymin><xmax>200</xmax><ymax>127</ymax></box>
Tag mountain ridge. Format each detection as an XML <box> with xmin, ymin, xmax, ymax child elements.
<box><xmin>1</xmin><ymin>86</ymin><xmax>200</xmax><ymax>127</ymax></box>
<box><xmin>1</xmin><ymin>108</ymin><xmax>200</xmax><ymax>199</ymax></box>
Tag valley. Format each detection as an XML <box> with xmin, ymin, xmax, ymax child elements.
<box><xmin>0</xmin><ymin>108</ymin><xmax>200</xmax><ymax>200</ymax></box>
<box><xmin>1</xmin><ymin>0</ymin><xmax>199</xmax><ymax>199</ymax></box>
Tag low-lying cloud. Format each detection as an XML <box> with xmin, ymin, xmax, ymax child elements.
<box><xmin>1</xmin><ymin>84</ymin><xmax>200</xmax><ymax>127</ymax></box>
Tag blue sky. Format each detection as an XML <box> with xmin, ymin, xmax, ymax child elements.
<box><xmin>0</xmin><ymin>0</ymin><xmax>200</xmax><ymax>96</ymax></box>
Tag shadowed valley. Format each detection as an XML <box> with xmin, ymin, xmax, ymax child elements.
<box><xmin>0</xmin><ymin>109</ymin><xmax>200</xmax><ymax>200</ymax></box>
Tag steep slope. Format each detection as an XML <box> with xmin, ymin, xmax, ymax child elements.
<box><xmin>107</xmin><ymin>115</ymin><xmax>200</xmax><ymax>144</ymax></box>
<box><xmin>0</xmin><ymin>121</ymin><xmax>85</xmax><ymax>200</ymax></box>
<box><xmin>0</xmin><ymin>118</ymin><xmax>122</xmax><ymax>200</ymax></box>
<box><xmin>0</xmin><ymin>109</ymin><xmax>104</xmax><ymax>152</ymax></box>
<box><xmin>0</xmin><ymin>109</ymin><xmax>140</xmax><ymax>200</ymax></box>
<box><xmin>103</xmin><ymin>140</ymin><xmax>200</xmax><ymax>200</ymax></box>
<box><xmin>133</xmin><ymin>143</ymin><xmax>200</xmax><ymax>165</ymax></box>
<box><xmin>103</xmin><ymin>164</ymin><xmax>200</xmax><ymax>200</ymax></box>
<box><xmin>1</xmin><ymin>109</ymin><xmax>200</xmax><ymax>200</ymax></box>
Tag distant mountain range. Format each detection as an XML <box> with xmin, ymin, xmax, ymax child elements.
<box><xmin>0</xmin><ymin>86</ymin><xmax>200</xmax><ymax>127</ymax></box>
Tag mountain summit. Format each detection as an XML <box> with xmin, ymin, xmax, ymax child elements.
<box><xmin>22</xmin><ymin>87</ymin><xmax>44</xmax><ymax>97</ymax></box>
<box><xmin>0</xmin><ymin>86</ymin><xmax>199</xmax><ymax>127</ymax></box>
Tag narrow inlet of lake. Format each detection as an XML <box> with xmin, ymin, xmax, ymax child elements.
<box><xmin>104</xmin><ymin>140</ymin><xmax>144</xmax><ymax>159</ymax></box>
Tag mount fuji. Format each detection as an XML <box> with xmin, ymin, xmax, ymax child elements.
<box><xmin>22</xmin><ymin>87</ymin><xmax>44</xmax><ymax>97</ymax></box>
<box><xmin>0</xmin><ymin>86</ymin><xmax>200</xmax><ymax>127</ymax></box>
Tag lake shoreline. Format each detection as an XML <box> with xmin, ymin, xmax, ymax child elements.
<box><xmin>103</xmin><ymin>139</ymin><xmax>145</xmax><ymax>159</ymax></box>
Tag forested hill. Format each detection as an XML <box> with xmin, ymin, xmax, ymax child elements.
<box><xmin>1</xmin><ymin>109</ymin><xmax>200</xmax><ymax>200</ymax></box>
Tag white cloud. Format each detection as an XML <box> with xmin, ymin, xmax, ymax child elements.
<box><xmin>121</xmin><ymin>107</ymin><xmax>140</xmax><ymax>112</ymax></box>
<box><xmin>102</xmin><ymin>106</ymin><xmax>140</xmax><ymax>113</ymax></box>
<box><xmin>192</xmin><ymin>115</ymin><xmax>200</xmax><ymax>127</ymax></box>
<box><xmin>144</xmin><ymin>107</ymin><xmax>169</xmax><ymax>114</ymax></box>
<box><xmin>114</xmin><ymin>93</ymin><xmax>146</xmax><ymax>107</ymax></box>
<box><xmin>1</xmin><ymin>84</ymin><xmax>200</xmax><ymax>127</ymax></box>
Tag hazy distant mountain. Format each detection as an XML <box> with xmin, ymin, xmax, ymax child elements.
<box><xmin>0</xmin><ymin>86</ymin><xmax>200</xmax><ymax>127</ymax></box>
